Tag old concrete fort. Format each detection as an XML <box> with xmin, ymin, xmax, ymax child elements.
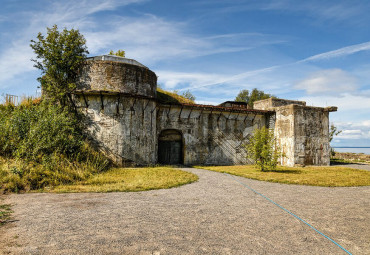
<box><xmin>72</xmin><ymin>55</ymin><xmax>337</xmax><ymax>167</ymax></box>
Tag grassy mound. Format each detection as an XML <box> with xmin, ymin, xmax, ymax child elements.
<box><xmin>196</xmin><ymin>165</ymin><xmax>370</xmax><ymax>187</ymax></box>
<box><xmin>156</xmin><ymin>88</ymin><xmax>195</xmax><ymax>104</ymax></box>
<box><xmin>47</xmin><ymin>167</ymin><xmax>198</xmax><ymax>193</ymax></box>
<box><xmin>0</xmin><ymin>100</ymin><xmax>110</xmax><ymax>193</ymax></box>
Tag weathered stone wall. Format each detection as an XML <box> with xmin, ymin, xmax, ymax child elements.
<box><xmin>273</xmin><ymin>105</ymin><xmax>296</xmax><ymax>166</ymax></box>
<box><xmin>156</xmin><ymin>105</ymin><xmax>265</xmax><ymax>165</ymax></box>
<box><xmin>78</xmin><ymin>60</ymin><xmax>157</xmax><ymax>98</ymax></box>
<box><xmin>73</xmin><ymin>57</ymin><xmax>336</xmax><ymax>167</ymax></box>
<box><xmin>74</xmin><ymin>94</ymin><xmax>157</xmax><ymax>166</ymax></box>
<box><xmin>73</xmin><ymin>93</ymin><xmax>266</xmax><ymax>166</ymax></box>
<box><xmin>293</xmin><ymin>105</ymin><xmax>330</xmax><ymax>166</ymax></box>
<box><xmin>254</xmin><ymin>98</ymin><xmax>306</xmax><ymax>110</ymax></box>
<box><xmin>255</xmin><ymin>99</ymin><xmax>332</xmax><ymax>166</ymax></box>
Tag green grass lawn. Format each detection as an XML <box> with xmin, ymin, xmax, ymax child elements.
<box><xmin>47</xmin><ymin>167</ymin><xmax>198</xmax><ymax>193</ymax></box>
<box><xmin>195</xmin><ymin>165</ymin><xmax>370</xmax><ymax>187</ymax></box>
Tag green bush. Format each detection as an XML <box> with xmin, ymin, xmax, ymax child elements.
<box><xmin>0</xmin><ymin>101</ymin><xmax>110</xmax><ymax>193</ymax></box>
<box><xmin>245</xmin><ymin>127</ymin><xmax>282</xmax><ymax>171</ymax></box>
<box><xmin>0</xmin><ymin>102</ymin><xmax>83</xmax><ymax>160</ymax></box>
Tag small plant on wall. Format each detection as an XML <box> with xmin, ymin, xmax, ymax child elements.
<box><xmin>245</xmin><ymin>127</ymin><xmax>282</xmax><ymax>171</ymax></box>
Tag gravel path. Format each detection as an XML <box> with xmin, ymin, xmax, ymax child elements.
<box><xmin>2</xmin><ymin>168</ymin><xmax>369</xmax><ymax>255</ymax></box>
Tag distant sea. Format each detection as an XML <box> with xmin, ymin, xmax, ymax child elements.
<box><xmin>333</xmin><ymin>147</ymin><xmax>370</xmax><ymax>155</ymax></box>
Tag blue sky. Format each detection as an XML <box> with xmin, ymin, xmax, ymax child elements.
<box><xmin>1</xmin><ymin>0</ymin><xmax>370</xmax><ymax>147</ymax></box>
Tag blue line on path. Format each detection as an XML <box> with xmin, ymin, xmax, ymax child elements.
<box><xmin>224</xmin><ymin>173</ymin><xmax>352</xmax><ymax>255</ymax></box>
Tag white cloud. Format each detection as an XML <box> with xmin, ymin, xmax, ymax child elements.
<box><xmin>0</xmin><ymin>0</ymin><xmax>147</xmax><ymax>88</ymax></box>
<box><xmin>173</xmin><ymin>41</ymin><xmax>370</xmax><ymax>94</ymax></box>
<box><xmin>342</xmin><ymin>130</ymin><xmax>362</xmax><ymax>134</ymax></box>
<box><xmin>302</xmin><ymin>41</ymin><xmax>370</xmax><ymax>62</ymax></box>
<box><xmin>294</xmin><ymin>69</ymin><xmax>358</xmax><ymax>96</ymax></box>
<box><xmin>198</xmin><ymin>0</ymin><xmax>370</xmax><ymax>24</ymax></box>
<box><xmin>83</xmin><ymin>16</ymin><xmax>284</xmax><ymax>65</ymax></box>
<box><xmin>262</xmin><ymin>0</ymin><xmax>369</xmax><ymax>23</ymax></box>
<box><xmin>194</xmin><ymin>99</ymin><xmax>220</xmax><ymax>105</ymax></box>
<box><xmin>176</xmin><ymin>65</ymin><xmax>280</xmax><ymax>92</ymax></box>
<box><xmin>0</xmin><ymin>42</ymin><xmax>35</xmax><ymax>85</ymax></box>
<box><xmin>334</xmin><ymin>121</ymin><xmax>370</xmax><ymax>140</ymax></box>
<box><xmin>156</xmin><ymin>71</ymin><xmax>227</xmax><ymax>90</ymax></box>
<box><xmin>0</xmin><ymin>0</ymin><xmax>284</xmax><ymax>89</ymax></box>
<box><xmin>299</xmin><ymin>93</ymin><xmax>370</xmax><ymax>111</ymax></box>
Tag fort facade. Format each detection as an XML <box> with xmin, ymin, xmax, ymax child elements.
<box><xmin>72</xmin><ymin>55</ymin><xmax>337</xmax><ymax>167</ymax></box>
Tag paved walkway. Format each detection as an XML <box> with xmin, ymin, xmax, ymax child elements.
<box><xmin>2</xmin><ymin>168</ymin><xmax>369</xmax><ymax>254</ymax></box>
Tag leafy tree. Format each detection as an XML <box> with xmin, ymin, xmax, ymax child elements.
<box><xmin>235</xmin><ymin>88</ymin><xmax>273</xmax><ymax>108</ymax></box>
<box><xmin>245</xmin><ymin>127</ymin><xmax>281</xmax><ymax>171</ymax></box>
<box><xmin>329</xmin><ymin>123</ymin><xmax>342</xmax><ymax>142</ymax></box>
<box><xmin>30</xmin><ymin>25</ymin><xmax>89</xmax><ymax>105</ymax></box>
<box><xmin>181</xmin><ymin>90</ymin><xmax>196</xmax><ymax>102</ymax></box>
<box><xmin>329</xmin><ymin>123</ymin><xmax>342</xmax><ymax>157</ymax></box>
<box><xmin>109</xmin><ymin>50</ymin><xmax>125</xmax><ymax>57</ymax></box>
<box><xmin>235</xmin><ymin>89</ymin><xmax>250</xmax><ymax>103</ymax></box>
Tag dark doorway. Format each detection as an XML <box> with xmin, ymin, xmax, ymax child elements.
<box><xmin>158</xmin><ymin>129</ymin><xmax>183</xmax><ymax>165</ymax></box>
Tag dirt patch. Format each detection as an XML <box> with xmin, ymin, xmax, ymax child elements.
<box><xmin>0</xmin><ymin>195</ymin><xmax>19</xmax><ymax>255</ymax></box>
<box><xmin>0</xmin><ymin>222</ymin><xmax>19</xmax><ymax>254</ymax></box>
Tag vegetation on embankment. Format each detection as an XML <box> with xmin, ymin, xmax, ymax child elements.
<box><xmin>0</xmin><ymin>99</ymin><xmax>198</xmax><ymax>193</ymax></box>
<box><xmin>156</xmin><ymin>88</ymin><xmax>195</xmax><ymax>104</ymax></box>
<box><xmin>0</xmin><ymin>99</ymin><xmax>110</xmax><ymax>193</ymax></box>
<box><xmin>195</xmin><ymin>165</ymin><xmax>370</xmax><ymax>187</ymax></box>
<box><xmin>331</xmin><ymin>152</ymin><xmax>370</xmax><ymax>164</ymax></box>
<box><xmin>49</xmin><ymin>167</ymin><xmax>198</xmax><ymax>193</ymax></box>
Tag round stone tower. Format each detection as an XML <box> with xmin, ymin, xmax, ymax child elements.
<box><xmin>78</xmin><ymin>55</ymin><xmax>157</xmax><ymax>98</ymax></box>
<box><xmin>74</xmin><ymin>55</ymin><xmax>158</xmax><ymax>166</ymax></box>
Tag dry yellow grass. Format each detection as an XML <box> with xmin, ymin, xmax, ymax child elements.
<box><xmin>156</xmin><ymin>88</ymin><xmax>195</xmax><ymax>104</ymax></box>
<box><xmin>195</xmin><ymin>165</ymin><xmax>370</xmax><ymax>187</ymax></box>
<box><xmin>48</xmin><ymin>167</ymin><xmax>198</xmax><ymax>193</ymax></box>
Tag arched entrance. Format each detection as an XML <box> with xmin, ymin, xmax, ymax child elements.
<box><xmin>158</xmin><ymin>129</ymin><xmax>183</xmax><ymax>165</ymax></box>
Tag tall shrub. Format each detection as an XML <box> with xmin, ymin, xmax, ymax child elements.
<box><xmin>0</xmin><ymin>102</ymin><xmax>110</xmax><ymax>192</ymax></box>
<box><xmin>245</xmin><ymin>127</ymin><xmax>281</xmax><ymax>171</ymax></box>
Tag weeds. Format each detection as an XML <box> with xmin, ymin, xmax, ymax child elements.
<box><xmin>0</xmin><ymin>99</ymin><xmax>111</xmax><ymax>193</ymax></box>
<box><xmin>0</xmin><ymin>204</ymin><xmax>12</xmax><ymax>225</ymax></box>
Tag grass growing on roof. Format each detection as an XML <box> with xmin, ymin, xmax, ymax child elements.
<box><xmin>195</xmin><ymin>165</ymin><xmax>370</xmax><ymax>187</ymax></box>
<box><xmin>47</xmin><ymin>167</ymin><xmax>198</xmax><ymax>193</ymax></box>
<box><xmin>156</xmin><ymin>88</ymin><xmax>195</xmax><ymax>104</ymax></box>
